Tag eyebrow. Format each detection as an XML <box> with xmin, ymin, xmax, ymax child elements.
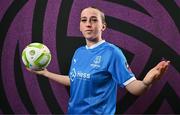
<box><xmin>80</xmin><ymin>16</ymin><xmax>98</xmax><ymax>19</ymax></box>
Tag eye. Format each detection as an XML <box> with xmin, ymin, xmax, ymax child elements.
<box><xmin>81</xmin><ymin>19</ymin><xmax>87</xmax><ymax>22</ymax></box>
<box><xmin>91</xmin><ymin>19</ymin><xmax>98</xmax><ymax>22</ymax></box>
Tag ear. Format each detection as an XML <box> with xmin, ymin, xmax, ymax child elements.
<box><xmin>102</xmin><ymin>24</ymin><xmax>106</xmax><ymax>31</ymax></box>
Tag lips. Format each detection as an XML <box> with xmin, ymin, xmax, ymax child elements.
<box><xmin>85</xmin><ymin>30</ymin><xmax>93</xmax><ymax>34</ymax></box>
<box><xmin>85</xmin><ymin>30</ymin><xmax>93</xmax><ymax>32</ymax></box>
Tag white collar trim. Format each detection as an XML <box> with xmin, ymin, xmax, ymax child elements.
<box><xmin>86</xmin><ymin>40</ymin><xmax>105</xmax><ymax>49</ymax></box>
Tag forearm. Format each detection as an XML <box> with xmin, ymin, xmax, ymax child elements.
<box><xmin>126</xmin><ymin>80</ymin><xmax>151</xmax><ymax>96</ymax></box>
<box><xmin>126</xmin><ymin>72</ymin><xmax>155</xmax><ymax>96</ymax></box>
<box><xmin>43</xmin><ymin>71</ymin><xmax>70</xmax><ymax>86</ymax></box>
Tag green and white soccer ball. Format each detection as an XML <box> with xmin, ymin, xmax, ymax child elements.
<box><xmin>22</xmin><ymin>43</ymin><xmax>51</xmax><ymax>70</ymax></box>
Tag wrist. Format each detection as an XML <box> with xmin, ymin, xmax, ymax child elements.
<box><xmin>42</xmin><ymin>69</ymin><xmax>49</xmax><ymax>76</ymax></box>
<box><xmin>142</xmin><ymin>80</ymin><xmax>152</xmax><ymax>88</ymax></box>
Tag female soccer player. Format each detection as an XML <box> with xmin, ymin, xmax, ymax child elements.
<box><xmin>27</xmin><ymin>6</ymin><xmax>170</xmax><ymax>114</ymax></box>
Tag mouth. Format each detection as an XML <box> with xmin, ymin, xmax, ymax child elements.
<box><xmin>85</xmin><ymin>30</ymin><xmax>93</xmax><ymax>32</ymax></box>
<box><xmin>85</xmin><ymin>30</ymin><xmax>93</xmax><ymax>34</ymax></box>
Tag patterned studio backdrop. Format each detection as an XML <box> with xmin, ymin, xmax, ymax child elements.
<box><xmin>0</xmin><ymin>0</ymin><xmax>180</xmax><ymax>114</ymax></box>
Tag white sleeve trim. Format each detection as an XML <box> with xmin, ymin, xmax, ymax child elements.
<box><xmin>123</xmin><ymin>77</ymin><xmax>136</xmax><ymax>86</ymax></box>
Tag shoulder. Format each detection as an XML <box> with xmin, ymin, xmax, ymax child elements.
<box><xmin>73</xmin><ymin>46</ymin><xmax>86</xmax><ymax>55</ymax></box>
<box><xmin>76</xmin><ymin>46</ymin><xmax>85</xmax><ymax>51</ymax></box>
<box><xmin>104</xmin><ymin>42</ymin><xmax>124</xmax><ymax>56</ymax></box>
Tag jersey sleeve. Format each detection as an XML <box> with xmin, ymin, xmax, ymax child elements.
<box><xmin>107</xmin><ymin>47</ymin><xmax>136</xmax><ymax>87</ymax></box>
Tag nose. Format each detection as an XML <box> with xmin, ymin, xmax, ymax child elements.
<box><xmin>86</xmin><ymin>20</ymin><xmax>92</xmax><ymax>27</ymax></box>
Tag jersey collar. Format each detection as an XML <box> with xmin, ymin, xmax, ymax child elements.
<box><xmin>86</xmin><ymin>40</ymin><xmax>106</xmax><ymax>49</ymax></box>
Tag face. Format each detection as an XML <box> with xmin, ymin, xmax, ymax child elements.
<box><xmin>80</xmin><ymin>8</ymin><xmax>106</xmax><ymax>41</ymax></box>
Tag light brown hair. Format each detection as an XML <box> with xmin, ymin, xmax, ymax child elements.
<box><xmin>81</xmin><ymin>6</ymin><xmax>106</xmax><ymax>25</ymax></box>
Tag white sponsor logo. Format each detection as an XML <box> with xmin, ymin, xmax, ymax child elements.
<box><xmin>77</xmin><ymin>71</ymin><xmax>90</xmax><ymax>79</ymax></box>
<box><xmin>70</xmin><ymin>68</ymin><xmax>76</xmax><ymax>81</ymax></box>
<box><xmin>70</xmin><ymin>68</ymin><xmax>90</xmax><ymax>81</ymax></box>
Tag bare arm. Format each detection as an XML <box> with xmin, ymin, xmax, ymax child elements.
<box><xmin>126</xmin><ymin>60</ymin><xmax>170</xmax><ymax>96</ymax></box>
<box><xmin>27</xmin><ymin>68</ymin><xmax>70</xmax><ymax>86</ymax></box>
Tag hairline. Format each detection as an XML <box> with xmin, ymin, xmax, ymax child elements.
<box><xmin>81</xmin><ymin>6</ymin><xmax>106</xmax><ymax>24</ymax></box>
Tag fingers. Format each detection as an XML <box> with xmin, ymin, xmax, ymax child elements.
<box><xmin>161</xmin><ymin>60</ymin><xmax>170</xmax><ymax>70</ymax></box>
<box><xmin>158</xmin><ymin>60</ymin><xmax>170</xmax><ymax>76</ymax></box>
<box><xmin>163</xmin><ymin>61</ymin><xmax>170</xmax><ymax>71</ymax></box>
<box><xmin>26</xmin><ymin>68</ymin><xmax>33</xmax><ymax>72</ymax></box>
<box><xmin>152</xmin><ymin>60</ymin><xmax>170</xmax><ymax>78</ymax></box>
<box><xmin>155</xmin><ymin>60</ymin><xmax>166</xmax><ymax>69</ymax></box>
<box><xmin>155</xmin><ymin>60</ymin><xmax>170</xmax><ymax>70</ymax></box>
<box><xmin>26</xmin><ymin>67</ymin><xmax>46</xmax><ymax>75</ymax></box>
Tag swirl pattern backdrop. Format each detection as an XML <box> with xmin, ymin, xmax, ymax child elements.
<box><xmin>0</xmin><ymin>0</ymin><xmax>180</xmax><ymax>114</ymax></box>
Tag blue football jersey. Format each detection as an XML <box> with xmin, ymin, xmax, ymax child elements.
<box><xmin>68</xmin><ymin>40</ymin><xmax>136</xmax><ymax>114</ymax></box>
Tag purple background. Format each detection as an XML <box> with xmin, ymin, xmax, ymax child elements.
<box><xmin>0</xmin><ymin>0</ymin><xmax>179</xmax><ymax>114</ymax></box>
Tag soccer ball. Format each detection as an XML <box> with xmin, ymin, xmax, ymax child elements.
<box><xmin>22</xmin><ymin>43</ymin><xmax>51</xmax><ymax>70</ymax></box>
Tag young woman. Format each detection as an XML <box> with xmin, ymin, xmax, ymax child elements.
<box><xmin>27</xmin><ymin>6</ymin><xmax>170</xmax><ymax>114</ymax></box>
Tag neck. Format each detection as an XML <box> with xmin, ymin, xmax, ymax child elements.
<box><xmin>86</xmin><ymin>38</ymin><xmax>103</xmax><ymax>47</ymax></box>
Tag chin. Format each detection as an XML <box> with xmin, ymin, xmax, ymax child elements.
<box><xmin>85</xmin><ymin>37</ymin><xmax>96</xmax><ymax>41</ymax></box>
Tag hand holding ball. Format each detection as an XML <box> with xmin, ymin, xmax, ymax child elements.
<box><xmin>22</xmin><ymin>43</ymin><xmax>51</xmax><ymax>71</ymax></box>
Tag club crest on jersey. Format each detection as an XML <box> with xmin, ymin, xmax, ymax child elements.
<box><xmin>90</xmin><ymin>56</ymin><xmax>101</xmax><ymax>68</ymax></box>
